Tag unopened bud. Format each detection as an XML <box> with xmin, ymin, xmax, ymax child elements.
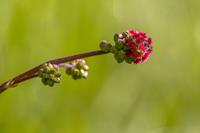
<box><xmin>99</xmin><ymin>40</ymin><xmax>113</xmax><ymax>52</ymax></box>
<box><xmin>38</xmin><ymin>63</ymin><xmax>61</xmax><ymax>87</ymax></box>
<box><xmin>65</xmin><ymin>59</ymin><xmax>89</xmax><ymax>80</ymax></box>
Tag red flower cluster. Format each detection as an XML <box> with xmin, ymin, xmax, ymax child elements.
<box><xmin>125</xmin><ymin>30</ymin><xmax>153</xmax><ymax>64</ymax></box>
<box><xmin>113</xmin><ymin>29</ymin><xmax>153</xmax><ymax>64</ymax></box>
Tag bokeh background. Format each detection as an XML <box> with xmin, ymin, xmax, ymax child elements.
<box><xmin>0</xmin><ymin>0</ymin><xmax>200</xmax><ymax>133</ymax></box>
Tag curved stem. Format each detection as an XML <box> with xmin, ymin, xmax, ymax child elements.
<box><xmin>0</xmin><ymin>50</ymin><xmax>109</xmax><ymax>94</ymax></box>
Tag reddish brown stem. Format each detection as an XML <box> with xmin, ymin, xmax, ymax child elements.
<box><xmin>0</xmin><ymin>50</ymin><xmax>109</xmax><ymax>94</ymax></box>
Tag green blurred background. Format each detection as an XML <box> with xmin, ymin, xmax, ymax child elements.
<box><xmin>0</xmin><ymin>0</ymin><xmax>200</xmax><ymax>133</ymax></box>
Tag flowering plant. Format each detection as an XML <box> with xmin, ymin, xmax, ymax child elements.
<box><xmin>0</xmin><ymin>29</ymin><xmax>153</xmax><ymax>94</ymax></box>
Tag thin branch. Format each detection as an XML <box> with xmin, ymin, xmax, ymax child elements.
<box><xmin>0</xmin><ymin>50</ymin><xmax>109</xmax><ymax>94</ymax></box>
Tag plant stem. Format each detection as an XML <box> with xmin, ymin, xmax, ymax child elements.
<box><xmin>0</xmin><ymin>50</ymin><xmax>109</xmax><ymax>94</ymax></box>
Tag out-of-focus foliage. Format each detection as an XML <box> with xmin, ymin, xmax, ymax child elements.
<box><xmin>0</xmin><ymin>0</ymin><xmax>200</xmax><ymax>133</ymax></box>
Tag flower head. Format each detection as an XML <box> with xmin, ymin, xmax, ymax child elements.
<box><xmin>113</xmin><ymin>29</ymin><xmax>153</xmax><ymax>64</ymax></box>
<box><xmin>65</xmin><ymin>59</ymin><xmax>89</xmax><ymax>80</ymax></box>
<box><xmin>38</xmin><ymin>63</ymin><xmax>61</xmax><ymax>87</ymax></box>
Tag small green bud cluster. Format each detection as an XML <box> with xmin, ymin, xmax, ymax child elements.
<box><xmin>65</xmin><ymin>59</ymin><xmax>89</xmax><ymax>80</ymax></box>
<box><xmin>38</xmin><ymin>63</ymin><xmax>61</xmax><ymax>87</ymax></box>
<box><xmin>99</xmin><ymin>36</ymin><xmax>133</xmax><ymax>64</ymax></box>
<box><xmin>99</xmin><ymin>40</ymin><xmax>113</xmax><ymax>52</ymax></box>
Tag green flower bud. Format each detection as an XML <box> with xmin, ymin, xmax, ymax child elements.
<box><xmin>52</xmin><ymin>77</ymin><xmax>61</xmax><ymax>83</ymax></box>
<box><xmin>114</xmin><ymin>50</ymin><xmax>126</xmax><ymax>63</ymax></box>
<box><xmin>111</xmin><ymin>47</ymin><xmax>118</xmax><ymax>54</ymax></box>
<box><xmin>55</xmin><ymin>72</ymin><xmax>61</xmax><ymax>77</ymax></box>
<box><xmin>76</xmin><ymin>62</ymin><xmax>83</xmax><ymax>69</ymax></box>
<box><xmin>99</xmin><ymin>40</ymin><xmax>113</xmax><ymax>52</ymax></box>
<box><xmin>78</xmin><ymin>59</ymin><xmax>86</xmax><ymax>64</ymax></box>
<box><xmin>80</xmin><ymin>69</ymin><xmax>88</xmax><ymax>78</ymax></box>
<box><xmin>64</xmin><ymin>59</ymin><xmax>89</xmax><ymax>80</ymax></box>
<box><xmin>82</xmin><ymin>65</ymin><xmax>89</xmax><ymax>71</ymax></box>
<box><xmin>114</xmin><ymin>33</ymin><xmax>123</xmax><ymax>43</ymax></box>
<box><xmin>41</xmin><ymin>78</ymin><xmax>48</xmax><ymax>85</ymax></box>
<box><xmin>66</xmin><ymin>67</ymin><xmax>72</xmax><ymax>75</ymax></box>
<box><xmin>46</xmin><ymin>79</ymin><xmax>54</xmax><ymax>87</ymax></box>
<box><xmin>72</xmin><ymin>68</ymin><xmax>79</xmax><ymax>74</ymax></box>
<box><xmin>115</xmin><ymin>42</ymin><xmax>124</xmax><ymax>50</ymax></box>
<box><xmin>72</xmin><ymin>69</ymin><xmax>81</xmax><ymax>80</ymax></box>
<box><xmin>47</xmin><ymin>63</ymin><xmax>54</xmax><ymax>69</ymax></box>
<box><xmin>125</xmin><ymin>56</ymin><xmax>134</xmax><ymax>64</ymax></box>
